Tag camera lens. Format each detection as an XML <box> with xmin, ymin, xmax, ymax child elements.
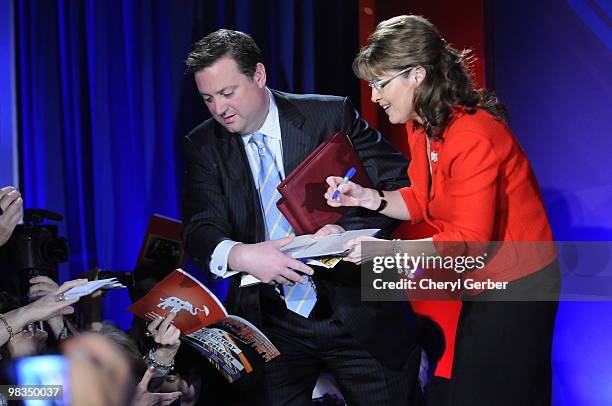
<box><xmin>42</xmin><ymin>237</ymin><xmax>69</xmax><ymax>264</ymax></box>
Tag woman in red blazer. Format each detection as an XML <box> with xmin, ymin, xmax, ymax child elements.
<box><xmin>326</xmin><ymin>15</ymin><xmax>559</xmax><ymax>406</ymax></box>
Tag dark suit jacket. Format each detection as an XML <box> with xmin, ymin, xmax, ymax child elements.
<box><xmin>182</xmin><ymin>90</ymin><xmax>417</xmax><ymax>369</ymax></box>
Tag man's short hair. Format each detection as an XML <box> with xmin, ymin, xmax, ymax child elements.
<box><xmin>185</xmin><ymin>29</ymin><xmax>263</xmax><ymax>77</ymax></box>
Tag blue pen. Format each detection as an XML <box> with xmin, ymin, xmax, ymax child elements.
<box><xmin>332</xmin><ymin>167</ymin><xmax>357</xmax><ymax>200</ymax></box>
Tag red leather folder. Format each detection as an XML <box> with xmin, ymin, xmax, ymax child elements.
<box><xmin>276</xmin><ymin>132</ymin><xmax>373</xmax><ymax>235</ymax></box>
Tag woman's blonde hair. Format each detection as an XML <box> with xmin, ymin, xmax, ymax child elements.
<box><xmin>353</xmin><ymin>15</ymin><xmax>507</xmax><ymax>138</ymax></box>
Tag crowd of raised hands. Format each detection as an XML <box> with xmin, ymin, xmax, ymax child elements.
<box><xmin>0</xmin><ymin>185</ymin><xmax>199</xmax><ymax>405</ymax></box>
<box><xmin>0</xmin><ymin>275</ymin><xmax>196</xmax><ymax>405</ymax></box>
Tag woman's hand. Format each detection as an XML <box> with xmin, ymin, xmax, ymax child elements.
<box><xmin>7</xmin><ymin>327</ymin><xmax>48</xmax><ymax>358</ymax></box>
<box><xmin>342</xmin><ymin>236</ymin><xmax>388</xmax><ymax>265</ymax></box>
<box><xmin>0</xmin><ymin>186</ymin><xmax>23</xmax><ymax>247</ymax></box>
<box><xmin>131</xmin><ymin>367</ymin><xmax>182</xmax><ymax>406</ymax></box>
<box><xmin>21</xmin><ymin>278</ymin><xmax>88</xmax><ymax>326</ymax></box>
<box><xmin>28</xmin><ymin>276</ymin><xmax>65</xmax><ymax>335</ymax></box>
<box><xmin>324</xmin><ymin>176</ymin><xmax>379</xmax><ymax>210</ymax></box>
<box><xmin>1</xmin><ymin>279</ymin><xmax>86</xmax><ymax>346</ymax></box>
<box><xmin>147</xmin><ymin>312</ymin><xmax>181</xmax><ymax>365</ymax></box>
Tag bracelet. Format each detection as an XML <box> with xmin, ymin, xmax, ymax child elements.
<box><xmin>0</xmin><ymin>313</ymin><xmax>14</xmax><ymax>341</ymax></box>
<box><xmin>392</xmin><ymin>239</ymin><xmax>401</xmax><ymax>255</ymax></box>
<box><xmin>144</xmin><ymin>348</ymin><xmax>175</xmax><ymax>371</ymax></box>
<box><xmin>375</xmin><ymin>190</ymin><xmax>388</xmax><ymax>212</ymax></box>
<box><xmin>392</xmin><ymin>239</ymin><xmax>415</xmax><ymax>279</ymax></box>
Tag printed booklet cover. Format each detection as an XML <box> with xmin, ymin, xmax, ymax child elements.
<box><xmin>128</xmin><ymin>269</ymin><xmax>280</xmax><ymax>382</ymax></box>
<box><xmin>133</xmin><ymin>214</ymin><xmax>186</xmax><ymax>282</ymax></box>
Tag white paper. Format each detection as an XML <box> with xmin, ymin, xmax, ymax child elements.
<box><xmin>63</xmin><ymin>278</ymin><xmax>121</xmax><ymax>300</ymax></box>
<box><xmin>239</xmin><ymin>228</ymin><xmax>380</xmax><ymax>287</ymax></box>
<box><xmin>240</xmin><ymin>274</ymin><xmax>262</xmax><ymax>287</ymax></box>
<box><xmin>281</xmin><ymin>229</ymin><xmax>380</xmax><ymax>259</ymax></box>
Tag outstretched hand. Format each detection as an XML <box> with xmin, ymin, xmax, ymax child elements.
<box><xmin>228</xmin><ymin>236</ymin><xmax>315</xmax><ymax>285</ymax></box>
<box><xmin>22</xmin><ymin>278</ymin><xmax>88</xmax><ymax>325</ymax></box>
<box><xmin>148</xmin><ymin>312</ymin><xmax>181</xmax><ymax>365</ymax></box>
<box><xmin>131</xmin><ymin>367</ymin><xmax>182</xmax><ymax>406</ymax></box>
<box><xmin>0</xmin><ymin>186</ymin><xmax>23</xmax><ymax>247</ymax></box>
<box><xmin>28</xmin><ymin>276</ymin><xmax>66</xmax><ymax>334</ymax></box>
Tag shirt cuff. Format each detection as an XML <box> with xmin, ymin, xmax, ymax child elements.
<box><xmin>209</xmin><ymin>240</ymin><xmax>240</xmax><ymax>278</ymax></box>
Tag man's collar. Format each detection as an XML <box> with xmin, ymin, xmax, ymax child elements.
<box><xmin>242</xmin><ymin>88</ymin><xmax>280</xmax><ymax>142</ymax></box>
<box><xmin>259</xmin><ymin>88</ymin><xmax>280</xmax><ymax>139</ymax></box>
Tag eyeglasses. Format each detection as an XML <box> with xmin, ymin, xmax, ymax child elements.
<box><xmin>368</xmin><ymin>67</ymin><xmax>413</xmax><ymax>91</ymax></box>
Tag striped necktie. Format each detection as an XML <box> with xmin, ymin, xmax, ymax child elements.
<box><xmin>250</xmin><ymin>132</ymin><xmax>317</xmax><ymax>317</ymax></box>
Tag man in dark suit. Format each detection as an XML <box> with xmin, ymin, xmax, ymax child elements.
<box><xmin>182</xmin><ymin>29</ymin><xmax>423</xmax><ymax>405</ymax></box>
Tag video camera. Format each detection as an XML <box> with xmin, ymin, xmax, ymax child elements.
<box><xmin>0</xmin><ymin>208</ymin><xmax>69</xmax><ymax>296</ymax></box>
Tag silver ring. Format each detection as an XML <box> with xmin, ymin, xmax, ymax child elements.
<box><xmin>145</xmin><ymin>331</ymin><xmax>153</xmax><ymax>337</ymax></box>
<box><xmin>57</xmin><ymin>293</ymin><xmax>66</xmax><ymax>302</ymax></box>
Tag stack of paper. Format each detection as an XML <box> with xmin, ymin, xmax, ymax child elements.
<box><xmin>239</xmin><ymin>229</ymin><xmax>380</xmax><ymax>287</ymax></box>
<box><xmin>280</xmin><ymin>229</ymin><xmax>380</xmax><ymax>259</ymax></box>
<box><xmin>63</xmin><ymin>278</ymin><xmax>126</xmax><ymax>300</ymax></box>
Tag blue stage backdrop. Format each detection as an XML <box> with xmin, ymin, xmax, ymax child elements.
<box><xmin>15</xmin><ymin>0</ymin><xmax>358</xmax><ymax>331</ymax></box>
<box><xmin>493</xmin><ymin>1</ymin><xmax>612</xmax><ymax>404</ymax></box>
<box><xmin>0</xmin><ymin>0</ymin><xmax>18</xmax><ymax>187</ymax></box>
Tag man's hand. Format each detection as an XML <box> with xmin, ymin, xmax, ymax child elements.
<box><xmin>0</xmin><ymin>186</ymin><xmax>23</xmax><ymax>247</ymax></box>
<box><xmin>313</xmin><ymin>224</ymin><xmax>345</xmax><ymax>239</ymax></box>
<box><xmin>228</xmin><ymin>236</ymin><xmax>314</xmax><ymax>285</ymax></box>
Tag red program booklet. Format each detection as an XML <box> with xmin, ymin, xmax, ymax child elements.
<box><xmin>128</xmin><ymin>269</ymin><xmax>280</xmax><ymax>382</ymax></box>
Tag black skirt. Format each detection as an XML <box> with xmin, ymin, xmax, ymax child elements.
<box><xmin>448</xmin><ymin>260</ymin><xmax>560</xmax><ymax>406</ymax></box>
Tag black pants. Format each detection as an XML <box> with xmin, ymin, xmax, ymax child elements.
<box><xmin>448</xmin><ymin>261</ymin><xmax>560</xmax><ymax>406</ymax></box>
<box><xmin>257</xmin><ymin>297</ymin><xmax>424</xmax><ymax>406</ymax></box>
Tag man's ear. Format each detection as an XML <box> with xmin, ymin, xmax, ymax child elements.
<box><xmin>253</xmin><ymin>62</ymin><xmax>267</xmax><ymax>88</ymax></box>
<box><xmin>414</xmin><ymin>66</ymin><xmax>427</xmax><ymax>86</ymax></box>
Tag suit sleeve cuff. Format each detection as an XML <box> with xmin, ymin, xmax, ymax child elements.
<box><xmin>209</xmin><ymin>240</ymin><xmax>240</xmax><ymax>278</ymax></box>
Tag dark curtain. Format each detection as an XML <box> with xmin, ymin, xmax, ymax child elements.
<box><xmin>16</xmin><ymin>0</ymin><xmax>358</xmax><ymax>329</ymax></box>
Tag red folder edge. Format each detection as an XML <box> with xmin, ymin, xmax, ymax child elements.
<box><xmin>276</xmin><ymin>132</ymin><xmax>373</xmax><ymax>235</ymax></box>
